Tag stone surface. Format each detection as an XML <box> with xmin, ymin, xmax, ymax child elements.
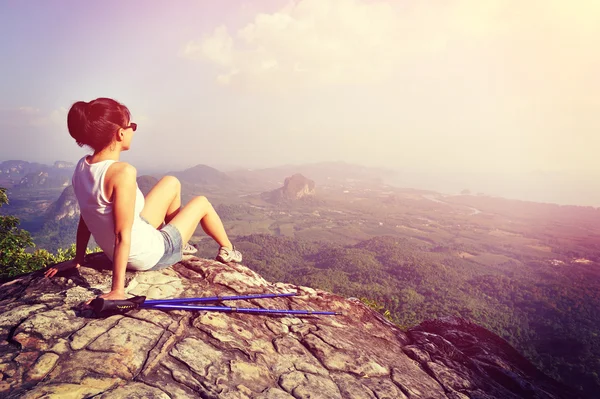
<box><xmin>70</xmin><ymin>314</ymin><xmax>123</xmax><ymax>350</ymax></box>
<box><xmin>0</xmin><ymin>305</ymin><xmax>46</xmax><ymax>328</ymax></box>
<box><xmin>0</xmin><ymin>254</ymin><xmax>574</xmax><ymax>398</ymax></box>
<box><xmin>24</xmin><ymin>352</ymin><xmax>59</xmax><ymax>381</ymax></box>
<box><xmin>98</xmin><ymin>381</ymin><xmax>171</xmax><ymax>398</ymax></box>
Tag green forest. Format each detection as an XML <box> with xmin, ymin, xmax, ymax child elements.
<box><xmin>196</xmin><ymin>233</ymin><xmax>600</xmax><ymax>397</ymax></box>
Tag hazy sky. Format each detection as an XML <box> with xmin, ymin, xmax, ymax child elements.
<box><xmin>1</xmin><ymin>1</ymin><xmax>599</xmax><ymax>204</ymax></box>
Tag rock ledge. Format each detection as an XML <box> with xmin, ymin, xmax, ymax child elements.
<box><xmin>0</xmin><ymin>254</ymin><xmax>572</xmax><ymax>398</ymax></box>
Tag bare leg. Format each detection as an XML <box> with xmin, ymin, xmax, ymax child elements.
<box><xmin>168</xmin><ymin>196</ymin><xmax>233</xmax><ymax>249</ymax></box>
<box><xmin>140</xmin><ymin>176</ymin><xmax>181</xmax><ymax>228</ymax></box>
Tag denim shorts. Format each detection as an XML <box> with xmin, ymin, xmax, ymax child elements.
<box><xmin>140</xmin><ymin>216</ymin><xmax>183</xmax><ymax>271</ymax></box>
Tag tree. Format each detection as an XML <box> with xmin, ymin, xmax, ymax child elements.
<box><xmin>0</xmin><ymin>187</ymin><xmax>39</xmax><ymax>276</ymax></box>
<box><xmin>0</xmin><ymin>187</ymin><xmax>80</xmax><ymax>279</ymax></box>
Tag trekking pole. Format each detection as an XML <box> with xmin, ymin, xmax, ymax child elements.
<box><xmin>145</xmin><ymin>303</ymin><xmax>341</xmax><ymax>315</ymax></box>
<box><xmin>91</xmin><ymin>293</ymin><xmax>341</xmax><ymax>316</ymax></box>
<box><xmin>143</xmin><ymin>292</ymin><xmax>297</xmax><ymax>306</ymax></box>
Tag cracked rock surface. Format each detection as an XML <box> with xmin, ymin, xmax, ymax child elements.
<box><xmin>0</xmin><ymin>253</ymin><xmax>572</xmax><ymax>398</ymax></box>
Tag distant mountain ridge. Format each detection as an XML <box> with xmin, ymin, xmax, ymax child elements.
<box><xmin>228</xmin><ymin>161</ymin><xmax>396</xmax><ymax>189</ymax></box>
<box><xmin>0</xmin><ymin>160</ymin><xmax>74</xmax><ymax>189</ymax></box>
<box><xmin>1</xmin><ymin>159</ymin><xmax>394</xmax><ymax>192</ymax></box>
<box><xmin>168</xmin><ymin>164</ymin><xmax>232</xmax><ymax>186</ymax></box>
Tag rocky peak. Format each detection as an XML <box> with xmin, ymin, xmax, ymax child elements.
<box><xmin>262</xmin><ymin>174</ymin><xmax>316</xmax><ymax>204</ymax></box>
<box><xmin>45</xmin><ymin>185</ymin><xmax>79</xmax><ymax>222</ymax></box>
<box><xmin>0</xmin><ymin>255</ymin><xmax>572</xmax><ymax>398</ymax></box>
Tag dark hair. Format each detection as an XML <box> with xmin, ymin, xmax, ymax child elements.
<box><xmin>67</xmin><ymin>98</ymin><xmax>131</xmax><ymax>151</ymax></box>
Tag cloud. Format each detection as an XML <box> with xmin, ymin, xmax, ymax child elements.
<box><xmin>182</xmin><ymin>0</ymin><xmax>600</xmax><ymax>93</ymax></box>
<box><xmin>0</xmin><ymin>106</ymin><xmax>67</xmax><ymax>128</ymax></box>
<box><xmin>183</xmin><ymin>0</ymin><xmax>407</xmax><ymax>90</ymax></box>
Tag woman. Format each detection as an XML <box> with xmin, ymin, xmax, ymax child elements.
<box><xmin>44</xmin><ymin>97</ymin><xmax>242</xmax><ymax>301</ymax></box>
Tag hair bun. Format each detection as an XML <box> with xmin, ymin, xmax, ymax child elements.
<box><xmin>67</xmin><ymin>97</ymin><xmax>131</xmax><ymax>151</ymax></box>
<box><xmin>67</xmin><ymin>101</ymin><xmax>91</xmax><ymax>146</ymax></box>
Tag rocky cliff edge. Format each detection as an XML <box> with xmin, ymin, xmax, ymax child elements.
<box><xmin>0</xmin><ymin>254</ymin><xmax>572</xmax><ymax>399</ymax></box>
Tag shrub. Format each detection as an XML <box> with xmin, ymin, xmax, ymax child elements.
<box><xmin>0</xmin><ymin>187</ymin><xmax>97</xmax><ymax>279</ymax></box>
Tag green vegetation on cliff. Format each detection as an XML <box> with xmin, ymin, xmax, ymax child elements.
<box><xmin>196</xmin><ymin>233</ymin><xmax>600</xmax><ymax>397</ymax></box>
<box><xmin>0</xmin><ymin>188</ymin><xmax>95</xmax><ymax>280</ymax></box>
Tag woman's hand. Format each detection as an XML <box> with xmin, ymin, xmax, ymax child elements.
<box><xmin>44</xmin><ymin>259</ymin><xmax>81</xmax><ymax>278</ymax></box>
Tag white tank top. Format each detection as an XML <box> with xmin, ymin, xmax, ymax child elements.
<box><xmin>72</xmin><ymin>156</ymin><xmax>164</xmax><ymax>270</ymax></box>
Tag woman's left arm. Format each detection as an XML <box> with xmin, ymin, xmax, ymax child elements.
<box><xmin>45</xmin><ymin>215</ymin><xmax>90</xmax><ymax>278</ymax></box>
<box><xmin>74</xmin><ymin>215</ymin><xmax>91</xmax><ymax>264</ymax></box>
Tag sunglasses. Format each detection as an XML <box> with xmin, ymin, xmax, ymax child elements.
<box><xmin>123</xmin><ymin>122</ymin><xmax>137</xmax><ymax>131</ymax></box>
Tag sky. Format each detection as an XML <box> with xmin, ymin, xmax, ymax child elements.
<box><xmin>1</xmin><ymin>0</ymin><xmax>599</xmax><ymax>205</ymax></box>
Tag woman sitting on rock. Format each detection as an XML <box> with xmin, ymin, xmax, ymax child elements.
<box><xmin>44</xmin><ymin>97</ymin><xmax>242</xmax><ymax>300</ymax></box>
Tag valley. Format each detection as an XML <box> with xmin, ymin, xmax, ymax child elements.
<box><xmin>1</xmin><ymin>159</ymin><xmax>599</xmax><ymax>397</ymax></box>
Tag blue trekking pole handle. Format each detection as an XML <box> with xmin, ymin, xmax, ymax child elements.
<box><xmin>143</xmin><ymin>292</ymin><xmax>297</xmax><ymax>306</ymax></box>
<box><xmin>144</xmin><ymin>303</ymin><xmax>342</xmax><ymax>315</ymax></box>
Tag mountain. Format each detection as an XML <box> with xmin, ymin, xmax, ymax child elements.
<box><xmin>33</xmin><ymin>185</ymin><xmax>81</xmax><ymax>252</ymax></box>
<box><xmin>0</xmin><ymin>160</ymin><xmax>47</xmax><ymax>176</ymax></box>
<box><xmin>0</xmin><ymin>160</ymin><xmax>73</xmax><ymax>189</ymax></box>
<box><xmin>168</xmin><ymin>164</ymin><xmax>232</xmax><ymax>186</ymax></box>
<box><xmin>0</xmin><ymin>254</ymin><xmax>575</xmax><ymax>398</ymax></box>
<box><xmin>44</xmin><ymin>185</ymin><xmax>79</xmax><ymax>222</ymax></box>
<box><xmin>261</xmin><ymin>173</ymin><xmax>316</xmax><ymax>203</ymax></box>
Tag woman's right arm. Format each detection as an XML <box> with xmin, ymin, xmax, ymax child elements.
<box><xmin>102</xmin><ymin>163</ymin><xmax>137</xmax><ymax>300</ymax></box>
